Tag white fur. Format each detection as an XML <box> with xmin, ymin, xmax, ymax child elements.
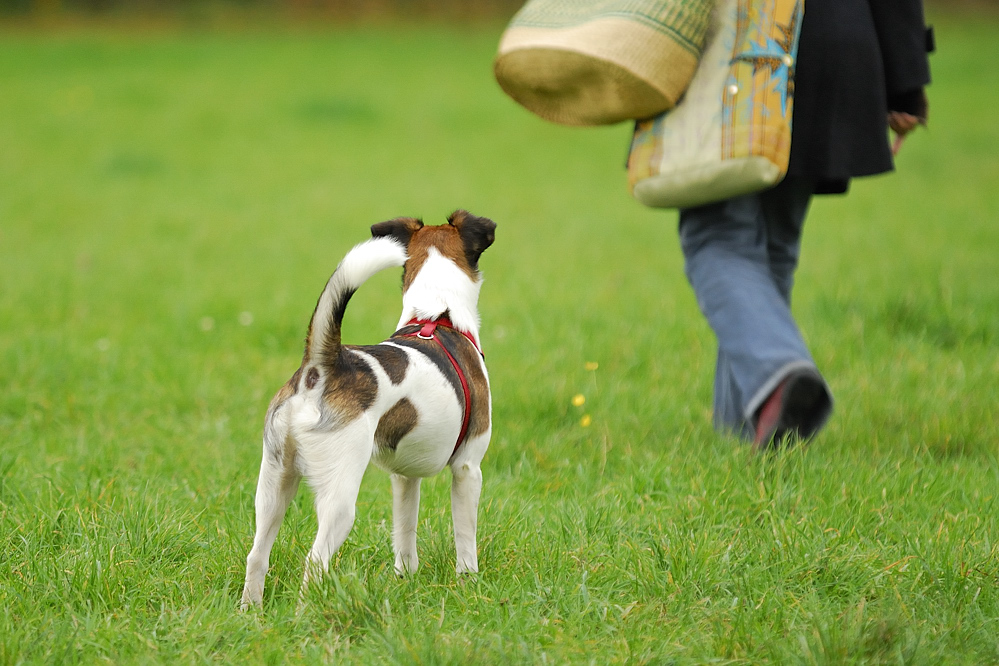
<box><xmin>241</xmin><ymin>235</ymin><xmax>491</xmax><ymax>610</ymax></box>
<box><xmin>363</xmin><ymin>343</ymin><xmax>464</xmax><ymax>476</ymax></box>
<box><xmin>396</xmin><ymin>248</ymin><xmax>483</xmax><ymax>347</ymax></box>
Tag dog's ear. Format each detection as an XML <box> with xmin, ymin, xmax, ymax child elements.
<box><xmin>448</xmin><ymin>210</ymin><xmax>496</xmax><ymax>270</ymax></box>
<box><xmin>371</xmin><ymin>217</ymin><xmax>424</xmax><ymax>248</ymax></box>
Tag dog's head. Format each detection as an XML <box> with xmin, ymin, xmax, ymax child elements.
<box><xmin>371</xmin><ymin>210</ymin><xmax>496</xmax><ymax>290</ymax></box>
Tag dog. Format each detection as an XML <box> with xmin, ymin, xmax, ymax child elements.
<box><xmin>240</xmin><ymin>210</ymin><xmax>496</xmax><ymax>608</ymax></box>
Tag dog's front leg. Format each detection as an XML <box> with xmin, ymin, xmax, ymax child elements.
<box><xmin>241</xmin><ymin>451</ymin><xmax>301</xmax><ymax>610</ymax></box>
<box><xmin>450</xmin><ymin>459</ymin><xmax>483</xmax><ymax>575</ymax></box>
<box><xmin>391</xmin><ymin>474</ymin><xmax>422</xmax><ymax>575</ymax></box>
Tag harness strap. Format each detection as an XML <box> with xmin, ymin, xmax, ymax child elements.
<box><xmin>401</xmin><ymin>318</ymin><xmax>476</xmax><ymax>456</ymax></box>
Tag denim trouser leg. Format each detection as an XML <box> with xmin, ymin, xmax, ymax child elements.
<box><xmin>678</xmin><ymin>178</ymin><xmax>831</xmax><ymax>439</ymax></box>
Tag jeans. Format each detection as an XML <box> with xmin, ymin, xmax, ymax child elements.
<box><xmin>678</xmin><ymin>177</ymin><xmax>833</xmax><ymax>440</ymax></box>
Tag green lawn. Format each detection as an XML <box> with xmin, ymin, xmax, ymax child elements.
<box><xmin>2</xmin><ymin>11</ymin><xmax>997</xmax><ymax>664</ymax></box>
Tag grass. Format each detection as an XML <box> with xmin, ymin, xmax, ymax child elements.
<box><xmin>2</xmin><ymin>10</ymin><xmax>998</xmax><ymax>664</ymax></box>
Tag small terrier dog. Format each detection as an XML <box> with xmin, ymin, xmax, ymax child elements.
<box><xmin>241</xmin><ymin>210</ymin><xmax>496</xmax><ymax>608</ymax></box>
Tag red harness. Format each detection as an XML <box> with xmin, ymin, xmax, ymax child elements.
<box><xmin>401</xmin><ymin>317</ymin><xmax>481</xmax><ymax>456</ymax></box>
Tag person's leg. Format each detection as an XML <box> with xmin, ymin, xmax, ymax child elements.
<box><xmin>678</xmin><ymin>179</ymin><xmax>832</xmax><ymax>442</ymax></box>
<box><xmin>711</xmin><ymin>348</ymin><xmax>746</xmax><ymax>437</ymax></box>
<box><xmin>754</xmin><ymin>179</ymin><xmax>834</xmax><ymax>446</ymax></box>
<box><xmin>762</xmin><ymin>178</ymin><xmax>812</xmax><ymax>305</ymax></box>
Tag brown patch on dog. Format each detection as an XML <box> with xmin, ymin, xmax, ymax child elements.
<box><xmin>402</xmin><ymin>224</ymin><xmax>472</xmax><ymax>291</ymax></box>
<box><xmin>322</xmin><ymin>348</ymin><xmax>378</xmax><ymax>421</ymax></box>
<box><xmin>305</xmin><ymin>367</ymin><xmax>319</xmax><ymax>389</ymax></box>
<box><xmin>286</xmin><ymin>367</ymin><xmax>303</xmax><ymax>396</ymax></box>
<box><xmin>436</xmin><ymin>327</ymin><xmax>491</xmax><ymax>439</ymax></box>
<box><xmin>363</xmin><ymin>344</ymin><xmax>410</xmax><ymax>384</ymax></box>
<box><xmin>392</xmin><ymin>212</ymin><xmax>494</xmax><ymax>292</ymax></box>
<box><xmin>375</xmin><ymin>398</ymin><xmax>418</xmax><ymax>451</ymax></box>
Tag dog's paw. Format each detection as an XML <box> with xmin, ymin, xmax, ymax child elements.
<box><xmin>240</xmin><ymin>585</ymin><xmax>263</xmax><ymax>611</ymax></box>
<box><xmin>394</xmin><ymin>555</ymin><xmax>419</xmax><ymax>577</ymax></box>
<box><xmin>455</xmin><ymin>557</ymin><xmax>478</xmax><ymax>576</ymax></box>
<box><xmin>455</xmin><ymin>566</ymin><xmax>479</xmax><ymax>585</ymax></box>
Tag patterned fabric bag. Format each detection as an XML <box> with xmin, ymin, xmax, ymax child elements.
<box><xmin>627</xmin><ymin>0</ymin><xmax>803</xmax><ymax>208</ymax></box>
<box><xmin>494</xmin><ymin>0</ymin><xmax>713</xmax><ymax>126</ymax></box>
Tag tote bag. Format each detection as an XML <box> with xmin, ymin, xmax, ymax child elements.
<box><xmin>495</xmin><ymin>0</ymin><xmax>713</xmax><ymax>126</ymax></box>
<box><xmin>628</xmin><ymin>0</ymin><xmax>803</xmax><ymax>208</ymax></box>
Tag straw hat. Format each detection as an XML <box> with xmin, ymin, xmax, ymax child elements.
<box><xmin>495</xmin><ymin>0</ymin><xmax>713</xmax><ymax>126</ymax></box>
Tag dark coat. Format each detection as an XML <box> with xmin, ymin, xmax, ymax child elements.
<box><xmin>787</xmin><ymin>0</ymin><xmax>933</xmax><ymax>193</ymax></box>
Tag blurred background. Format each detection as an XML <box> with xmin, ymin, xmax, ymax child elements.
<box><xmin>3</xmin><ymin>0</ymin><xmax>526</xmax><ymax>22</ymax></box>
<box><xmin>1</xmin><ymin>0</ymin><xmax>992</xmax><ymax>23</ymax></box>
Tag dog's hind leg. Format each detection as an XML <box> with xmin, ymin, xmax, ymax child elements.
<box><xmin>390</xmin><ymin>474</ymin><xmax>422</xmax><ymax>575</ymax></box>
<box><xmin>450</xmin><ymin>457</ymin><xmax>483</xmax><ymax>575</ymax></box>
<box><xmin>300</xmin><ymin>421</ymin><xmax>374</xmax><ymax>592</ymax></box>
<box><xmin>241</xmin><ymin>441</ymin><xmax>301</xmax><ymax>610</ymax></box>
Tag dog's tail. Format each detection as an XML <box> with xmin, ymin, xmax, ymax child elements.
<box><xmin>305</xmin><ymin>237</ymin><xmax>408</xmax><ymax>367</ymax></box>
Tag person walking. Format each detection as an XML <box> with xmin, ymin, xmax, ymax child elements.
<box><xmin>677</xmin><ymin>0</ymin><xmax>933</xmax><ymax>448</ymax></box>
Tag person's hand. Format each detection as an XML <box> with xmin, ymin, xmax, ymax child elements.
<box><xmin>888</xmin><ymin>91</ymin><xmax>928</xmax><ymax>156</ymax></box>
<box><xmin>889</xmin><ymin>112</ymin><xmax>922</xmax><ymax>155</ymax></box>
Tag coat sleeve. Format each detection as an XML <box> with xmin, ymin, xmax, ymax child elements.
<box><xmin>867</xmin><ymin>0</ymin><xmax>932</xmax><ymax>114</ymax></box>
